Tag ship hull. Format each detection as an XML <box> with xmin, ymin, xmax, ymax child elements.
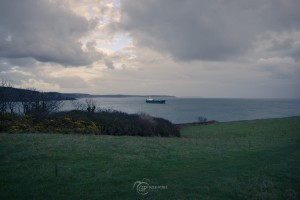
<box><xmin>145</xmin><ymin>99</ymin><xmax>166</xmax><ymax>104</ymax></box>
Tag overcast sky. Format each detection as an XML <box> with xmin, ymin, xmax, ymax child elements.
<box><xmin>0</xmin><ymin>0</ymin><xmax>299</xmax><ymax>98</ymax></box>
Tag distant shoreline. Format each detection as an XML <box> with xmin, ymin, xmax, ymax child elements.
<box><xmin>175</xmin><ymin>116</ymin><xmax>300</xmax><ymax>128</ymax></box>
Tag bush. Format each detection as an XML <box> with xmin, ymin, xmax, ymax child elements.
<box><xmin>55</xmin><ymin>110</ymin><xmax>180</xmax><ymax>137</ymax></box>
<box><xmin>198</xmin><ymin>116</ymin><xmax>207</xmax><ymax>123</ymax></box>
<box><xmin>0</xmin><ymin>113</ymin><xmax>33</xmax><ymax>133</ymax></box>
<box><xmin>0</xmin><ymin>110</ymin><xmax>180</xmax><ymax>137</ymax></box>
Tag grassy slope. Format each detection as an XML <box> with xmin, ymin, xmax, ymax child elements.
<box><xmin>0</xmin><ymin>117</ymin><xmax>299</xmax><ymax>199</ymax></box>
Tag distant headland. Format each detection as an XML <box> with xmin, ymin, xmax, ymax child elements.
<box><xmin>0</xmin><ymin>86</ymin><xmax>175</xmax><ymax>101</ymax></box>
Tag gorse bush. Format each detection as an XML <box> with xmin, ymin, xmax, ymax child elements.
<box><xmin>0</xmin><ymin>110</ymin><xmax>180</xmax><ymax>137</ymax></box>
<box><xmin>0</xmin><ymin>112</ymin><xmax>100</xmax><ymax>134</ymax></box>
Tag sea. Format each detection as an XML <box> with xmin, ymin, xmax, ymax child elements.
<box><xmin>62</xmin><ymin>97</ymin><xmax>300</xmax><ymax>124</ymax></box>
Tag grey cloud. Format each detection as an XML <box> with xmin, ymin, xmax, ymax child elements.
<box><xmin>269</xmin><ymin>38</ymin><xmax>300</xmax><ymax>62</ymax></box>
<box><xmin>290</xmin><ymin>46</ymin><xmax>300</xmax><ymax>62</ymax></box>
<box><xmin>118</xmin><ymin>0</ymin><xmax>300</xmax><ymax>61</ymax></box>
<box><xmin>278</xmin><ymin>45</ymin><xmax>300</xmax><ymax>62</ymax></box>
<box><xmin>51</xmin><ymin>76</ymin><xmax>90</xmax><ymax>89</ymax></box>
<box><xmin>0</xmin><ymin>64</ymin><xmax>12</xmax><ymax>72</ymax></box>
<box><xmin>0</xmin><ymin>68</ymin><xmax>32</xmax><ymax>85</ymax></box>
<box><xmin>104</xmin><ymin>58</ymin><xmax>114</xmax><ymax>69</ymax></box>
<box><xmin>1</xmin><ymin>57</ymin><xmax>38</xmax><ymax>68</ymax></box>
<box><xmin>0</xmin><ymin>0</ymin><xmax>101</xmax><ymax>66</ymax></box>
<box><xmin>0</xmin><ymin>59</ymin><xmax>90</xmax><ymax>90</ymax></box>
<box><xmin>269</xmin><ymin>38</ymin><xmax>294</xmax><ymax>52</ymax></box>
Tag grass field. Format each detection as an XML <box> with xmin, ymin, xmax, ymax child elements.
<box><xmin>0</xmin><ymin>117</ymin><xmax>299</xmax><ymax>199</ymax></box>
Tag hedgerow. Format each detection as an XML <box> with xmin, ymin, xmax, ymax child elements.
<box><xmin>0</xmin><ymin>110</ymin><xmax>180</xmax><ymax>137</ymax></box>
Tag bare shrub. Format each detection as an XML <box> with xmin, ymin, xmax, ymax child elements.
<box><xmin>71</xmin><ymin>99</ymin><xmax>98</xmax><ymax>113</ymax></box>
<box><xmin>0</xmin><ymin>79</ymin><xmax>15</xmax><ymax>113</ymax></box>
<box><xmin>198</xmin><ymin>116</ymin><xmax>207</xmax><ymax>123</ymax></box>
<box><xmin>85</xmin><ymin>99</ymin><xmax>97</xmax><ymax>113</ymax></box>
<box><xmin>20</xmin><ymin>89</ymin><xmax>63</xmax><ymax>118</ymax></box>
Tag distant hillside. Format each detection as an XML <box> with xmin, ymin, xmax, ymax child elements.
<box><xmin>0</xmin><ymin>86</ymin><xmax>175</xmax><ymax>102</ymax></box>
<box><xmin>0</xmin><ymin>87</ymin><xmax>76</xmax><ymax>101</ymax></box>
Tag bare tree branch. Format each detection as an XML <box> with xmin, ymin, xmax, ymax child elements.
<box><xmin>85</xmin><ymin>99</ymin><xmax>97</xmax><ymax>113</ymax></box>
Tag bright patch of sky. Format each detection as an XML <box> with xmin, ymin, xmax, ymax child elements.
<box><xmin>96</xmin><ymin>34</ymin><xmax>132</xmax><ymax>52</ymax></box>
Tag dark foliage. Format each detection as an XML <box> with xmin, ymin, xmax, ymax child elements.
<box><xmin>0</xmin><ymin>110</ymin><xmax>180</xmax><ymax>137</ymax></box>
<box><xmin>53</xmin><ymin>110</ymin><xmax>180</xmax><ymax>137</ymax></box>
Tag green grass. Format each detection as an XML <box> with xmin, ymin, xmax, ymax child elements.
<box><xmin>0</xmin><ymin>117</ymin><xmax>299</xmax><ymax>199</ymax></box>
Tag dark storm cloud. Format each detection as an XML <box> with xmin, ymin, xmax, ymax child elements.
<box><xmin>0</xmin><ymin>0</ymin><xmax>101</xmax><ymax>66</ymax></box>
<box><xmin>118</xmin><ymin>0</ymin><xmax>300</xmax><ymax>61</ymax></box>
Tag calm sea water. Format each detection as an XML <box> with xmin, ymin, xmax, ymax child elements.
<box><xmin>63</xmin><ymin>98</ymin><xmax>300</xmax><ymax>124</ymax></box>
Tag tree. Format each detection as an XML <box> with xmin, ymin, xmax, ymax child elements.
<box><xmin>85</xmin><ymin>99</ymin><xmax>97</xmax><ymax>113</ymax></box>
<box><xmin>19</xmin><ymin>88</ymin><xmax>63</xmax><ymax>118</ymax></box>
<box><xmin>0</xmin><ymin>80</ymin><xmax>64</xmax><ymax>116</ymax></box>
<box><xmin>71</xmin><ymin>99</ymin><xmax>98</xmax><ymax>113</ymax></box>
<box><xmin>0</xmin><ymin>79</ymin><xmax>14</xmax><ymax>113</ymax></box>
<box><xmin>6</xmin><ymin>100</ymin><xmax>18</xmax><ymax>114</ymax></box>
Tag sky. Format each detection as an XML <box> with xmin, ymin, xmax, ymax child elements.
<box><xmin>0</xmin><ymin>0</ymin><xmax>299</xmax><ymax>98</ymax></box>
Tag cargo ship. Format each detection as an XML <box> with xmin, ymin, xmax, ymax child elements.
<box><xmin>145</xmin><ymin>98</ymin><xmax>166</xmax><ymax>104</ymax></box>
